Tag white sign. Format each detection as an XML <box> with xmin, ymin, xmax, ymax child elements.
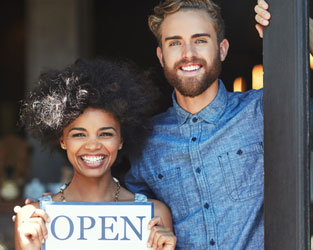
<box><xmin>41</xmin><ymin>201</ymin><xmax>154</xmax><ymax>250</ymax></box>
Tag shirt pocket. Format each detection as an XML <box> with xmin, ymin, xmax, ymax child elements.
<box><xmin>218</xmin><ymin>142</ymin><xmax>264</xmax><ymax>202</ymax></box>
<box><xmin>145</xmin><ymin>167</ymin><xmax>189</xmax><ymax>222</ymax></box>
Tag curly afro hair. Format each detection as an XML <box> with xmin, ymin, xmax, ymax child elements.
<box><xmin>19</xmin><ymin>58</ymin><xmax>160</xmax><ymax>157</ymax></box>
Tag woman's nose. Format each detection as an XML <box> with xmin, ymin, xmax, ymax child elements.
<box><xmin>84</xmin><ymin>138</ymin><xmax>101</xmax><ymax>150</ymax></box>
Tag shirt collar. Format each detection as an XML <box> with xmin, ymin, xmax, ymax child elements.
<box><xmin>172</xmin><ymin>79</ymin><xmax>228</xmax><ymax>126</ymax></box>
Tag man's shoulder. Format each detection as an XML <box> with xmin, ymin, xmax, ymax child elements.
<box><xmin>150</xmin><ymin>106</ymin><xmax>177</xmax><ymax>126</ymax></box>
<box><xmin>226</xmin><ymin>88</ymin><xmax>264</xmax><ymax>117</ymax></box>
<box><xmin>228</xmin><ymin>88</ymin><xmax>263</xmax><ymax>103</ymax></box>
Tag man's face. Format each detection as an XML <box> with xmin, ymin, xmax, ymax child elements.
<box><xmin>157</xmin><ymin>9</ymin><xmax>228</xmax><ymax>97</ymax></box>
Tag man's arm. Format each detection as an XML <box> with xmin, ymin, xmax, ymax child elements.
<box><xmin>254</xmin><ymin>0</ymin><xmax>313</xmax><ymax>54</ymax></box>
<box><xmin>125</xmin><ymin>160</ymin><xmax>157</xmax><ymax>199</ymax></box>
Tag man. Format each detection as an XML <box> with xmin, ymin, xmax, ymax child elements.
<box><xmin>125</xmin><ymin>0</ymin><xmax>264</xmax><ymax>249</ymax></box>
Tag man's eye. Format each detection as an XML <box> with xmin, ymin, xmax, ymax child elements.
<box><xmin>169</xmin><ymin>41</ymin><xmax>181</xmax><ymax>47</ymax></box>
<box><xmin>195</xmin><ymin>39</ymin><xmax>207</xmax><ymax>44</ymax></box>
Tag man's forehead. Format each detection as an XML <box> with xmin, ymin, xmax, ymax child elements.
<box><xmin>160</xmin><ymin>9</ymin><xmax>215</xmax><ymax>39</ymax></box>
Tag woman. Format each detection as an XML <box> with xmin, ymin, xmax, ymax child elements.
<box><xmin>15</xmin><ymin>58</ymin><xmax>176</xmax><ymax>250</ymax></box>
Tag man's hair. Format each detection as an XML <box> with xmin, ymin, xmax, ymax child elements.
<box><xmin>19</xmin><ymin>58</ymin><xmax>159</xmax><ymax>157</ymax></box>
<box><xmin>148</xmin><ymin>0</ymin><xmax>225</xmax><ymax>45</ymax></box>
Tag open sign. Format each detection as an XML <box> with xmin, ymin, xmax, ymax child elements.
<box><xmin>41</xmin><ymin>201</ymin><xmax>153</xmax><ymax>250</ymax></box>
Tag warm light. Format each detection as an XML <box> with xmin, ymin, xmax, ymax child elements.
<box><xmin>233</xmin><ymin>77</ymin><xmax>246</xmax><ymax>92</ymax></box>
<box><xmin>252</xmin><ymin>64</ymin><xmax>263</xmax><ymax>90</ymax></box>
<box><xmin>310</xmin><ymin>53</ymin><xmax>313</xmax><ymax>69</ymax></box>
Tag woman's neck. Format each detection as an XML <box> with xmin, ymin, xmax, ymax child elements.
<box><xmin>62</xmin><ymin>174</ymin><xmax>119</xmax><ymax>202</ymax></box>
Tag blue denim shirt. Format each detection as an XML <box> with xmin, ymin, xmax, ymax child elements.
<box><xmin>125</xmin><ymin>80</ymin><xmax>264</xmax><ymax>250</ymax></box>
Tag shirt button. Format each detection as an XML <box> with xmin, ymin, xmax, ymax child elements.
<box><xmin>158</xmin><ymin>174</ymin><xmax>163</xmax><ymax>179</ymax></box>
<box><xmin>196</xmin><ymin>167</ymin><xmax>201</xmax><ymax>173</ymax></box>
<box><xmin>237</xmin><ymin>149</ymin><xmax>243</xmax><ymax>155</ymax></box>
<box><xmin>204</xmin><ymin>203</ymin><xmax>209</xmax><ymax>209</ymax></box>
<box><xmin>192</xmin><ymin>137</ymin><xmax>197</xmax><ymax>141</ymax></box>
<box><xmin>192</xmin><ymin>117</ymin><xmax>198</xmax><ymax>123</ymax></box>
<box><xmin>210</xmin><ymin>239</ymin><xmax>215</xmax><ymax>246</ymax></box>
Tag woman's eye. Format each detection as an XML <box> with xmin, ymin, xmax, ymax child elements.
<box><xmin>100</xmin><ymin>132</ymin><xmax>113</xmax><ymax>137</ymax></box>
<box><xmin>72</xmin><ymin>133</ymin><xmax>85</xmax><ymax>138</ymax></box>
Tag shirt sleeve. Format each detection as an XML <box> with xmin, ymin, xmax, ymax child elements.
<box><xmin>125</xmin><ymin>159</ymin><xmax>157</xmax><ymax>199</ymax></box>
<box><xmin>260</xmin><ymin>89</ymin><xmax>264</xmax><ymax>116</ymax></box>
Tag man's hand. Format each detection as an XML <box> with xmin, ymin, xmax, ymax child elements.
<box><xmin>254</xmin><ymin>0</ymin><xmax>271</xmax><ymax>38</ymax></box>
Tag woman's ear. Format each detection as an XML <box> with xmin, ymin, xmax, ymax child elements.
<box><xmin>60</xmin><ymin>137</ymin><xmax>66</xmax><ymax>150</ymax></box>
<box><xmin>118</xmin><ymin>138</ymin><xmax>123</xmax><ymax>150</ymax></box>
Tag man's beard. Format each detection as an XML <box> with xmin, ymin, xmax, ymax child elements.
<box><xmin>163</xmin><ymin>53</ymin><xmax>222</xmax><ymax>97</ymax></box>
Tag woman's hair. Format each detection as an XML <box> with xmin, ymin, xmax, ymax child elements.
<box><xmin>19</xmin><ymin>58</ymin><xmax>159</xmax><ymax>157</ymax></box>
<box><xmin>148</xmin><ymin>0</ymin><xmax>225</xmax><ymax>45</ymax></box>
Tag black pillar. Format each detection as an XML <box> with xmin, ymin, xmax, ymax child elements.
<box><xmin>264</xmin><ymin>0</ymin><xmax>310</xmax><ymax>249</ymax></box>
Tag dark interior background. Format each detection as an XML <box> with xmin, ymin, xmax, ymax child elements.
<box><xmin>0</xmin><ymin>1</ymin><xmax>263</xmax><ymax>136</ymax></box>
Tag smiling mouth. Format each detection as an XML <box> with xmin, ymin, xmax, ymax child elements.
<box><xmin>180</xmin><ymin>64</ymin><xmax>201</xmax><ymax>72</ymax></box>
<box><xmin>81</xmin><ymin>155</ymin><xmax>105</xmax><ymax>165</ymax></box>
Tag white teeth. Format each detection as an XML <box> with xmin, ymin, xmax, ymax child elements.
<box><xmin>181</xmin><ymin>65</ymin><xmax>200</xmax><ymax>71</ymax></box>
<box><xmin>81</xmin><ymin>156</ymin><xmax>104</xmax><ymax>164</ymax></box>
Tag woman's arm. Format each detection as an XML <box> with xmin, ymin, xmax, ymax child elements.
<box><xmin>147</xmin><ymin>199</ymin><xmax>176</xmax><ymax>250</ymax></box>
<box><xmin>14</xmin><ymin>203</ymin><xmax>50</xmax><ymax>250</ymax></box>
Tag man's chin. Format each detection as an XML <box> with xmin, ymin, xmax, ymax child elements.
<box><xmin>176</xmin><ymin>86</ymin><xmax>207</xmax><ymax>98</ymax></box>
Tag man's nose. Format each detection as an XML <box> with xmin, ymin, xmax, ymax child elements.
<box><xmin>182</xmin><ymin>43</ymin><xmax>197</xmax><ymax>59</ymax></box>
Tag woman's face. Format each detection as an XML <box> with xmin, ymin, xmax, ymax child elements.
<box><xmin>60</xmin><ymin>107</ymin><xmax>123</xmax><ymax>179</ymax></box>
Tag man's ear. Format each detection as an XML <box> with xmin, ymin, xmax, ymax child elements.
<box><xmin>219</xmin><ymin>39</ymin><xmax>229</xmax><ymax>62</ymax></box>
<box><xmin>156</xmin><ymin>46</ymin><xmax>164</xmax><ymax>68</ymax></box>
<box><xmin>59</xmin><ymin>137</ymin><xmax>66</xmax><ymax>150</ymax></box>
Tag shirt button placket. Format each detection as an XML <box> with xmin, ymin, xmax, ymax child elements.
<box><xmin>190</xmin><ymin>116</ymin><xmax>215</xmax><ymax>248</ymax></box>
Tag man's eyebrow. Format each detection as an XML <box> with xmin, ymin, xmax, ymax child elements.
<box><xmin>164</xmin><ymin>33</ymin><xmax>211</xmax><ymax>42</ymax></box>
<box><xmin>191</xmin><ymin>33</ymin><xmax>211</xmax><ymax>39</ymax></box>
<box><xmin>164</xmin><ymin>35</ymin><xmax>182</xmax><ymax>41</ymax></box>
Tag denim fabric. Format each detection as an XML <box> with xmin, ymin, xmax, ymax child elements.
<box><xmin>126</xmin><ymin>80</ymin><xmax>264</xmax><ymax>250</ymax></box>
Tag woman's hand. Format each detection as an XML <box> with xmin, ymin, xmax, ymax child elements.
<box><xmin>147</xmin><ymin>216</ymin><xmax>176</xmax><ymax>250</ymax></box>
<box><xmin>14</xmin><ymin>204</ymin><xmax>50</xmax><ymax>250</ymax></box>
<box><xmin>255</xmin><ymin>0</ymin><xmax>271</xmax><ymax>38</ymax></box>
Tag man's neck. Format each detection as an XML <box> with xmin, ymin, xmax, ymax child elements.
<box><xmin>175</xmin><ymin>80</ymin><xmax>219</xmax><ymax>114</ymax></box>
